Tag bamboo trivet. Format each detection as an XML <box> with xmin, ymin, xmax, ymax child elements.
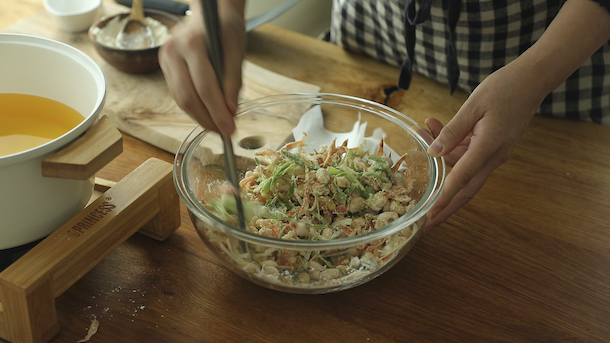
<box><xmin>0</xmin><ymin>158</ymin><xmax>180</xmax><ymax>343</ymax></box>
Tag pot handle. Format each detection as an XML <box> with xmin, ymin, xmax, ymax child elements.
<box><xmin>41</xmin><ymin>115</ymin><xmax>123</xmax><ymax>180</ymax></box>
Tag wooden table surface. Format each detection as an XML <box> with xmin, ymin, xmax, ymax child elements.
<box><xmin>3</xmin><ymin>1</ymin><xmax>610</xmax><ymax>342</ymax></box>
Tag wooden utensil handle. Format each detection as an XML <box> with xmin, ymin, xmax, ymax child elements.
<box><xmin>0</xmin><ymin>158</ymin><xmax>180</xmax><ymax>343</ymax></box>
<box><xmin>130</xmin><ymin>0</ymin><xmax>147</xmax><ymax>22</ymax></box>
<box><xmin>41</xmin><ymin>115</ymin><xmax>123</xmax><ymax>180</ymax></box>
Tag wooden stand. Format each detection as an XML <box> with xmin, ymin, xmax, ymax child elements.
<box><xmin>0</xmin><ymin>158</ymin><xmax>181</xmax><ymax>343</ymax></box>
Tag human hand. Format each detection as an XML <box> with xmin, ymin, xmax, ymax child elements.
<box><xmin>423</xmin><ymin>62</ymin><xmax>547</xmax><ymax>232</ymax></box>
<box><xmin>159</xmin><ymin>0</ymin><xmax>246</xmax><ymax>137</ymax></box>
<box><xmin>421</xmin><ymin>0</ymin><xmax>610</xmax><ymax>232</ymax></box>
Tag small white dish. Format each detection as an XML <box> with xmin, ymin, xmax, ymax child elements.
<box><xmin>44</xmin><ymin>0</ymin><xmax>102</xmax><ymax>33</ymax></box>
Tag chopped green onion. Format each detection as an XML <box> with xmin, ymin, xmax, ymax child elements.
<box><xmin>327</xmin><ymin>166</ymin><xmax>342</xmax><ymax>175</ymax></box>
<box><xmin>281</xmin><ymin>150</ymin><xmax>317</xmax><ymax>170</ymax></box>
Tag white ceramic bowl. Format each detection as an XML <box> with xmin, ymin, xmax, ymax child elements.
<box><xmin>0</xmin><ymin>34</ymin><xmax>106</xmax><ymax>250</ymax></box>
<box><xmin>44</xmin><ymin>0</ymin><xmax>102</xmax><ymax>33</ymax></box>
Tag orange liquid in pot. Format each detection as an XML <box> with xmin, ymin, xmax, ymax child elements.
<box><xmin>0</xmin><ymin>93</ymin><xmax>84</xmax><ymax>157</ymax></box>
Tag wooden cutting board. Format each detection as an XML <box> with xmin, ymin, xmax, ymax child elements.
<box><xmin>2</xmin><ymin>1</ymin><xmax>321</xmax><ymax>154</ymax></box>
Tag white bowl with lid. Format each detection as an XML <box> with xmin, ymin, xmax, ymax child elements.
<box><xmin>44</xmin><ymin>0</ymin><xmax>102</xmax><ymax>33</ymax></box>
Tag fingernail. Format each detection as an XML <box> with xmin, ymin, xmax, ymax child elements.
<box><xmin>428</xmin><ymin>140</ymin><xmax>443</xmax><ymax>157</ymax></box>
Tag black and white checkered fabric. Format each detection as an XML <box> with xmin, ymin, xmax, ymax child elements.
<box><xmin>330</xmin><ymin>0</ymin><xmax>610</xmax><ymax>125</ymax></box>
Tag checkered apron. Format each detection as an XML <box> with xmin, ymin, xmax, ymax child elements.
<box><xmin>330</xmin><ymin>0</ymin><xmax>610</xmax><ymax>125</ymax></box>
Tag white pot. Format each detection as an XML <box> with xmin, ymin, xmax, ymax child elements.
<box><xmin>0</xmin><ymin>34</ymin><xmax>106</xmax><ymax>250</ymax></box>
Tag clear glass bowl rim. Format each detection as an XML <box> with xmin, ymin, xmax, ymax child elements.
<box><xmin>174</xmin><ymin>93</ymin><xmax>445</xmax><ymax>250</ymax></box>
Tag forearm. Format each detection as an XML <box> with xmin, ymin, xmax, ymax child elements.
<box><xmin>189</xmin><ymin>0</ymin><xmax>247</xmax><ymax>20</ymax></box>
<box><xmin>511</xmin><ymin>0</ymin><xmax>610</xmax><ymax>99</ymax></box>
<box><xmin>221</xmin><ymin>0</ymin><xmax>247</xmax><ymax>21</ymax></box>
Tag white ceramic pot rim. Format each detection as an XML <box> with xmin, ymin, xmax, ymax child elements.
<box><xmin>0</xmin><ymin>33</ymin><xmax>105</xmax><ymax>167</ymax></box>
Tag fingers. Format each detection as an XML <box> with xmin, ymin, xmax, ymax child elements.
<box><xmin>223</xmin><ymin>55</ymin><xmax>243</xmax><ymax>115</ymax></box>
<box><xmin>424</xmin><ymin>117</ymin><xmax>444</xmax><ymax>138</ymax></box>
<box><xmin>159</xmin><ymin>31</ymin><xmax>222</xmax><ymax>134</ymax></box>
<box><xmin>435</xmin><ymin>130</ymin><xmax>499</xmax><ymax>212</ymax></box>
<box><xmin>427</xmin><ymin>101</ymin><xmax>477</xmax><ymax>157</ymax></box>
<box><xmin>422</xmin><ymin>113</ymin><xmax>507</xmax><ymax>232</ymax></box>
<box><xmin>422</xmin><ymin>101</ymin><xmax>493</xmax><ymax>231</ymax></box>
<box><xmin>220</xmin><ymin>14</ymin><xmax>245</xmax><ymax>115</ymax></box>
<box><xmin>183</xmin><ymin>36</ymin><xmax>236</xmax><ymax>137</ymax></box>
<box><xmin>424</xmin><ymin>154</ymin><xmax>497</xmax><ymax>232</ymax></box>
<box><xmin>425</xmin><ymin>117</ymin><xmax>471</xmax><ymax>167</ymax></box>
<box><xmin>423</xmin><ymin>121</ymin><xmax>511</xmax><ymax>232</ymax></box>
<box><xmin>158</xmin><ymin>6</ymin><xmax>245</xmax><ymax>138</ymax></box>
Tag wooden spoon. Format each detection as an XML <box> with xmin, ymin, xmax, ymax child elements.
<box><xmin>115</xmin><ymin>0</ymin><xmax>155</xmax><ymax>49</ymax></box>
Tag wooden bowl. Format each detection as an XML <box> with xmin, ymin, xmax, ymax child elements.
<box><xmin>88</xmin><ymin>9</ymin><xmax>178</xmax><ymax>73</ymax></box>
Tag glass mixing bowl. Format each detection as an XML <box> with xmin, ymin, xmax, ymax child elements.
<box><xmin>174</xmin><ymin>93</ymin><xmax>445</xmax><ymax>294</ymax></box>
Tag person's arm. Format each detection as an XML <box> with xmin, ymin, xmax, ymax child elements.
<box><xmin>515</xmin><ymin>0</ymin><xmax>610</xmax><ymax>98</ymax></box>
<box><xmin>159</xmin><ymin>0</ymin><xmax>247</xmax><ymax>137</ymax></box>
<box><xmin>424</xmin><ymin>0</ymin><xmax>610</xmax><ymax>231</ymax></box>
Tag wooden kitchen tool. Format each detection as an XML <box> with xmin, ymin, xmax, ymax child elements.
<box><xmin>0</xmin><ymin>158</ymin><xmax>180</xmax><ymax>343</ymax></box>
<box><xmin>114</xmin><ymin>0</ymin><xmax>155</xmax><ymax>49</ymax></box>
